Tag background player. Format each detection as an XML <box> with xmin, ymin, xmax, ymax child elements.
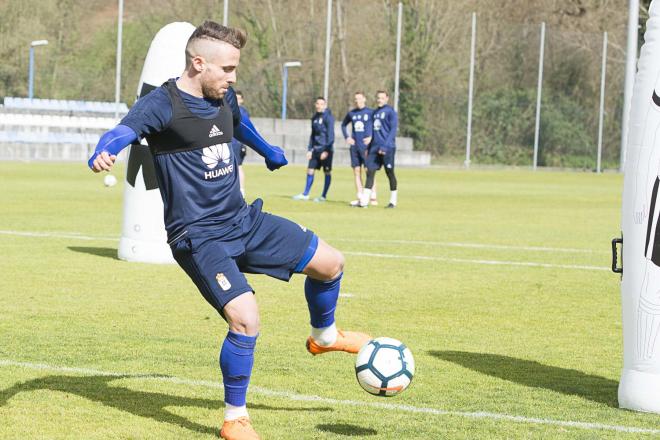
<box><xmin>230</xmin><ymin>89</ymin><xmax>249</xmax><ymax>197</ymax></box>
<box><xmin>88</xmin><ymin>21</ymin><xmax>370</xmax><ymax>440</ymax></box>
<box><xmin>341</xmin><ymin>91</ymin><xmax>378</xmax><ymax>206</ymax></box>
<box><xmin>360</xmin><ymin>90</ymin><xmax>398</xmax><ymax>209</ymax></box>
<box><xmin>293</xmin><ymin>97</ymin><xmax>335</xmax><ymax>202</ymax></box>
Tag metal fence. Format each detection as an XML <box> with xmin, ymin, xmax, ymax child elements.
<box><xmin>5</xmin><ymin>0</ymin><xmax>628</xmax><ymax>170</ymax></box>
<box><xmin>459</xmin><ymin>19</ymin><xmax>623</xmax><ymax>171</ymax></box>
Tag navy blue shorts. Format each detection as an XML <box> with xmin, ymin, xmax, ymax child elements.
<box><xmin>366</xmin><ymin>147</ymin><xmax>396</xmax><ymax>171</ymax></box>
<box><xmin>350</xmin><ymin>145</ymin><xmax>368</xmax><ymax>168</ymax></box>
<box><xmin>170</xmin><ymin>200</ymin><xmax>315</xmax><ymax>315</ymax></box>
<box><xmin>308</xmin><ymin>150</ymin><xmax>333</xmax><ymax>172</ymax></box>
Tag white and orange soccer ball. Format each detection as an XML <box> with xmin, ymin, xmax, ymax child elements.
<box><xmin>355</xmin><ymin>337</ymin><xmax>414</xmax><ymax>396</ymax></box>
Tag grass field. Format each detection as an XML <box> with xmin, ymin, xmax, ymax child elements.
<box><xmin>1</xmin><ymin>161</ymin><xmax>658</xmax><ymax>439</ymax></box>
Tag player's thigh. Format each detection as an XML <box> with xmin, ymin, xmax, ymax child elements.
<box><xmin>302</xmin><ymin>238</ymin><xmax>344</xmax><ymax>281</ymax></box>
<box><xmin>236</xmin><ymin>145</ymin><xmax>246</xmax><ymax>165</ymax></box>
<box><xmin>358</xmin><ymin>148</ymin><xmax>367</xmax><ymax>167</ymax></box>
<box><xmin>308</xmin><ymin>153</ymin><xmax>322</xmax><ymax>171</ymax></box>
<box><xmin>321</xmin><ymin>151</ymin><xmax>333</xmax><ymax>173</ymax></box>
<box><xmin>350</xmin><ymin>146</ymin><xmax>361</xmax><ymax>168</ymax></box>
<box><xmin>240</xmin><ymin>212</ymin><xmax>315</xmax><ymax>281</ymax></box>
<box><xmin>366</xmin><ymin>151</ymin><xmax>383</xmax><ymax>171</ymax></box>
<box><xmin>384</xmin><ymin>149</ymin><xmax>396</xmax><ymax>169</ymax></box>
<box><xmin>170</xmin><ymin>237</ymin><xmax>252</xmax><ymax>318</ymax></box>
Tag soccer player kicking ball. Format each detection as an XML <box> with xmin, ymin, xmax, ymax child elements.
<box><xmin>88</xmin><ymin>21</ymin><xmax>370</xmax><ymax>440</ymax></box>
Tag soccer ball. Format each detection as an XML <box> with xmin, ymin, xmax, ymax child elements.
<box><xmin>355</xmin><ymin>337</ymin><xmax>415</xmax><ymax>396</ymax></box>
<box><xmin>103</xmin><ymin>174</ymin><xmax>118</xmax><ymax>187</ymax></box>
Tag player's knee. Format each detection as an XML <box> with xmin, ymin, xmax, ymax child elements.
<box><xmin>229</xmin><ymin>314</ymin><xmax>260</xmax><ymax>336</ymax></box>
<box><xmin>329</xmin><ymin>249</ymin><xmax>345</xmax><ymax>280</ymax></box>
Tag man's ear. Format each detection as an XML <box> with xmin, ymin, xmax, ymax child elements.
<box><xmin>191</xmin><ymin>56</ymin><xmax>206</xmax><ymax>73</ymax></box>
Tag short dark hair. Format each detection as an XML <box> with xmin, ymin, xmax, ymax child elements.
<box><xmin>190</xmin><ymin>20</ymin><xmax>247</xmax><ymax>49</ymax></box>
<box><xmin>376</xmin><ymin>90</ymin><xmax>389</xmax><ymax>97</ymax></box>
<box><xmin>354</xmin><ymin>91</ymin><xmax>365</xmax><ymax>97</ymax></box>
<box><xmin>315</xmin><ymin>96</ymin><xmax>326</xmax><ymax>102</ymax></box>
<box><xmin>235</xmin><ymin>90</ymin><xmax>243</xmax><ymax>98</ymax></box>
<box><xmin>185</xmin><ymin>21</ymin><xmax>247</xmax><ymax>67</ymax></box>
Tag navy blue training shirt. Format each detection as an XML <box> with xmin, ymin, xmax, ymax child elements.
<box><xmin>307</xmin><ymin>108</ymin><xmax>335</xmax><ymax>152</ymax></box>
<box><xmin>341</xmin><ymin>107</ymin><xmax>373</xmax><ymax>149</ymax></box>
<box><xmin>371</xmin><ymin>104</ymin><xmax>398</xmax><ymax>151</ymax></box>
<box><xmin>120</xmin><ymin>81</ymin><xmax>248</xmax><ymax>243</ymax></box>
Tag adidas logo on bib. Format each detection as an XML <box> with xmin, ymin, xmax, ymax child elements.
<box><xmin>209</xmin><ymin>125</ymin><xmax>223</xmax><ymax>138</ymax></box>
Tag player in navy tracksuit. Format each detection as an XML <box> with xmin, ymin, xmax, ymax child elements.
<box><xmin>293</xmin><ymin>97</ymin><xmax>335</xmax><ymax>202</ymax></box>
<box><xmin>230</xmin><ymin>90</ymin><xmax>249</xmax><ymax>196</ymax></box>
<box><xmin>341</xmin><ymin>91</ymin><xmax>378</xmax><ymax>206</ymax></box>
<box><xmin>88</xmin><ymin>21</ymin><xmax>370</xmax><ymax>440</ymax></box>
<box><xmin>360</xmin><ymin>90</ymin><xmax>398</xmax><ymax>208</ymax></box>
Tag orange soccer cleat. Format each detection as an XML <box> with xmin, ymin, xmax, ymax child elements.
<box><xmin>306</xmin><ymin>330</ymin><xmax>372</xmax><ymax>355</ymax></box>
<box><xmin>220</xmin><ymin>417</ymin><xmax>260</xmax><ymax>440</ymax></box>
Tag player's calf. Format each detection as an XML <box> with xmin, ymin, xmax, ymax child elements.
<box><xmin>301</xmin><ymin>240</ymin><xmax>370</xmax><ymax>354</ymax></box>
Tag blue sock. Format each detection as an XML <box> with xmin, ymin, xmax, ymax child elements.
<box><xmin>305</xmin><ymin>273</ymin><xmax>342</xmax><ymax>328</ymax></box>
<box><xmin>220</xmin><ymin>331</ymin><xmax>257</xmax><ymax>406</ymax></box>
<box><xmin>303</xmin><ymin>174</ymin><xmax>314</xmax><ymax>196</ymax></box>
<box><xmin>322</xmin><ymin>174</ymin><xmax>331</xmax><ymax>198</ymax></box>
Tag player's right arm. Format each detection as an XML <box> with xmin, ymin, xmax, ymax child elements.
<box><xmin>308</xmin><ymin>116</ymin><xmax>315</xmax><ymax>152</ymax></box>
<box><xmin>87</xmin><ymin>88</ymin><xmax>172</xmax><ymax>172</ymax></box>
<box><xmin>88</xmin><ymin>125</ymin><xmax>138</xmax><ymax>172</ymax></box>
<box><xmin>341</xmin><ymin>112</ymin><xmax>354</xmax><ymax>145</ymax></box>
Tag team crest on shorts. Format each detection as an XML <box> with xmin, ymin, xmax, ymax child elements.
<box><xmin>216</xmin><ymin>273</ymin><xmax>232</xmax><ymax>291</ymax></box>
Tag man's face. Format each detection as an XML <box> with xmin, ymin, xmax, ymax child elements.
<box><xmin>315</xmin><ymin>99</ymin><xmax>326</xmax><ymax>113</ymax></box>
<box><xmin>376</xmin><ymin>92</ymin><xmax>388</xmax><ymax>107</ymax></box>
<box><xmin>354</xmin><ymin>93</ymin><xmax>366</xmax><ymax>109</ymax></box>
<box><xmin>197</xmin><ymin>41</ymin><xmax>241</xmax><ymax>100</ymax></box>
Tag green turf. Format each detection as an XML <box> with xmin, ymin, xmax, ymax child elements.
<box><xmin>0</xmin><ymin>161</ymin><xmax>657</xmax><ymax>439</ymax></box>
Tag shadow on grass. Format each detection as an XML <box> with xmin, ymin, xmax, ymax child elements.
<box><xmin>429</xmin><ymin>350</ymin><xmax>618</xmax><ymax>407</ymax></box>
<box><xmin>68</xmin><ymin>246</ymin><xmax>119</xmax><ymax>260</ymax></box>
<box><xmin>316</xmin><ymin>423</ymin><xmax>377</xmax><ymax>436</ymax></box>
<box><xmin>0</xmin><ymin>375</ymin><xmax>332</xmax><ymax>435</ymax></box>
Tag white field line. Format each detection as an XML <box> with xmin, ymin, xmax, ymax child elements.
<box><xmin>330</xmin><ymin>237</ymin><xmax>596</xmax><ymax>254</ymax></box>
<box><xmin>0</xmin><ymin>230</ymin><xmax>116</xmax><ymax>241</ymax></box>
<box><xmin>0</xmin><ymin>230</ymin><xmax>597</xmax><ymax>255</ymax></box>
<box><xmin>0</xmin><ymin>359</ymin><xmax>657</xmax><ymax>435</ymax></box>
<box><xmin>343</xmin><ymin>251</ymin><xmax>609</xmax><ymax>272</ymax></box>
<box><xmin>0</xmin><ymin>229</ymin><xmax>607</xmax><ymax>272</ymax></box>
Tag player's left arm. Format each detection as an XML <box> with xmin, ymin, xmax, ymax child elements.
<box><xmin>382</xmin><ymin>109</ymin><xmax>398</xmax><ymax>153</ymax></box>
<box><xmin>227</xmin><ymin>88</ymin><xmax>287</xmax><ymax>171</ymax></box>
<box><xmin>341</xmin><ymin>112</ymin><xmax>352</xmax><ymax>141</ymax></box>
<box><xmin>324</xmin><ymin>111</ymin><xmax>335</xmax><ymax>152</ymax></box>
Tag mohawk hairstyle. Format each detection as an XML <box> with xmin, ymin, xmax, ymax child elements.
<box><xmin>185</xmin><ymin>20</ymin><xmax>247</xmax><ymax>67</ymax></box>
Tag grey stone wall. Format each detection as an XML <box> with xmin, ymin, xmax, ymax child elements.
<box><xmin>0</xmin><ymin>107</ymin><xmax>430</xmax><ymax>166</ymax></box>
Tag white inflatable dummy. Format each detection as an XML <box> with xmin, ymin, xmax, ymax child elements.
<box><xmin>118</xmin><ymin>22</ymin><xmax>195</xmax><ymax>264</ymax></box>
<box><xmin>618</xmin><ymin>0</ymin><xmax>660</xmax><ymax>413</ymax></box>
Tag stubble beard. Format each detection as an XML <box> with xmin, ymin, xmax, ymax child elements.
<box><xmin>201</xmin><ymin>81</ymin><xmax>225</xmax><ymax>100</ymax></box>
